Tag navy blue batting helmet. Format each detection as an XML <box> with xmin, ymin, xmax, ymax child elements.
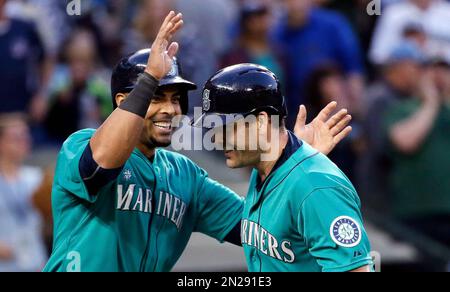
<box><xmin>111</xmin><ymin>49</ymin><xmax>197</xmax><ymax>114</ymax></box>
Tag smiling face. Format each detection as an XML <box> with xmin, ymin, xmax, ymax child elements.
<box><xmin>116</xmin><ymin>85</ymin><xmax>184</xmax><ymax>149</ymax></box>
<box><xmin>141</xmin><ymin>86</ymin><xmax>183</xmax><ymax>148</ymax></box>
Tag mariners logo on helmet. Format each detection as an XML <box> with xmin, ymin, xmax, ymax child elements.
<box><xmin>203</xmin><ymin>89</ymin><xmax>211</xmax><ymax>111</ymax></box>
<box><xmin>167</xmin><ymin>63</ymin><xmax>178</xmax><ymax>77</ymax></box>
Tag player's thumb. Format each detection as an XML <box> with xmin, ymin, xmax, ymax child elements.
<box><xmin>296</xmin><ymin>105</ymin><xmax>307</xmax><ymax>128</ymax></box>
<box><xmin>167</xmin><ymin>42</ymin><xmax>179</xmax><ymax>59</ymax></box>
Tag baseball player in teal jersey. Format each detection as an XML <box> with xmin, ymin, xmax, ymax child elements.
<box><xmin>194</xmin><ymin>64</ymin><xmax>373</xmax><ymax>272</ymax></box>
<box><xmin>44</xmin><ymin>12</ymin><xmax>352</xmax><ymax>272</ymax></box>
<box><xmin>44</xmin><ymin>12</ymin><xmax>242</xmax><ymax>272</ymax></box>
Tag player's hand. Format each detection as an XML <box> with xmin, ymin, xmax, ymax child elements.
<box><xmin>145</xmin><ymin>11</ymin><xmax>183</xmax><ymax>80</ymax></box>
<box><xmin>294</xmin><ymin>102</ymin><xmax>352</xmax><ymax>155</ymax></box>
<box><xmin>418</xmin><ymin>69</ymin><xmax>440</xmax><ymax>106</ymax></box>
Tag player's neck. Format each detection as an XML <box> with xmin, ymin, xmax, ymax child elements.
<box><xmin>136</xmin><ymin>143</ymin><xmax>156</xmax><ymax>161</ymax></box>
<box><xmin>255</xmin><ymin>130</ymin><xmax>289</xmax><ymax>183</ymax></box>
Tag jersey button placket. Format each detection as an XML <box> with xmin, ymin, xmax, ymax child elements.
<box><xmin>154</xmin><ymin>167</ymin><xmax>163</xmax><ymax>181</ymax></box>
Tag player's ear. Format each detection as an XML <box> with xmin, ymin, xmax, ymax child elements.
<box><xmin>115</xmin><ymin>93</ymin><xmax>128</xmax><ymax>107</ymax></box>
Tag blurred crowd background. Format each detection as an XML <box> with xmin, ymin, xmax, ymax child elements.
<box><xmin>0</xmin><ymin>0</ymin><xmax>449</xmax><ymax>272</ymax></box>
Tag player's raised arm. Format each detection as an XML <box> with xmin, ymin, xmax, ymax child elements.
<box><xmin>90</xmin><ymin>11</ymin><xmax>183</xmax><ymax>169</ymax></box>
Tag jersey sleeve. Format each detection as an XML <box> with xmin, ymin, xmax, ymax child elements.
<box><xmin>193</xmin><ymin>168</ymin><xmax>244</xmax><ymax>242</ymax></box>
<box><xmin>297</xmin><ymin>187</ymin><xmax>373</xmax><ymax>272</ymax></box>
<box><xmin>54</xmin><ymin>130</ymin><xmax>99</xmax><ymax>203</ymax></box>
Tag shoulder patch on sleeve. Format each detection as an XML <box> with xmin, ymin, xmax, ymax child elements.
<box><xmin>330</xmin><ymin>216</ymin><xmax>362</xmax><ymax>247</ymax></box>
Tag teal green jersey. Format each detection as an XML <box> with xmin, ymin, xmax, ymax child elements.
<box><xmin>43</xmin><ymin>129</ymin><xmax>244</xmax><ymax>272</ymax></box>
<box><xmin>241</xmin><ymin>140</ymin><xmax>373</xmax><ymax>272</ymax></box>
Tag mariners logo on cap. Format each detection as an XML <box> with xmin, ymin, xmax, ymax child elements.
<box><xmin>167</xmin><ymin>63</ymin><xmax>178</xmax><ymax>77</ymax></box>
<box><xmin>203</xmin><ymin>89</ymin><xmax>211</xmax><ymax>111</ymax></box>
<box><xmin>330</xmin><ymin>216</ymin><xmax>361</xmax><ymax>247</ymax></box>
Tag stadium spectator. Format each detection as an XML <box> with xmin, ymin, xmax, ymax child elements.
<box><xmin>220</xmin><ymin>1</ymin><xmax>286</xmax><ymax>85</ymax></box>
<box><xmin>89</xmin><ymin>0</ymin><xmax>131</xmax><ymax>67</ymax></box>
<box><xmin>316</xmin><ymin>1</ymin><xmax>381</xmax><ymax>76</ymax></box>
<box><xmin>0</xmin><ymin>0</ymin><xmax>51</xmax><ymax>121</ymax></box>
<box><xmin>5</xmin><ymin>0</ymin><xmax>70</xmax><ymax>56</ymax></box>
<box><xmin>123</xmin><ymin>0</ymin><xmax>175</xmax><ymax>55</ymax></box>
<box><xmin>429</xmin><ymin>58</ymin><xmax>450</xmax><ymax>99</ymax></box>
<box><xmin>370</xmin><ymin>0</ymin><xmax>450</xmax><ymax>65</ymax></box>
<box><xmin>360</xmin><ymin>42</ymin><xmax>425</xmax><ymax>207</ymax></box>
<box><xmin>272</xmin><ymin>0</ymin><xmax>365</xmax><ymax>128</ymax></box>
<box><xmin>382</xmin><ymin>57</ymin><xmax>450</xmax><ymax>248</ymax></box>
<box><xmin>175</xmin><ymin>0</ymin><xmax>239</xmax><ymax>112</ymax></box>
<box><xmin>303</xmin><ymin>65</ymin><xmax>357</xmax><ymax>180</ymax></box>
<box><xmin>31</xmin><ymin>166</ymin><xmax>53</xmax><ymax>255</ymax></box>
<box><xmin>0</xmin><ymin>113</ymin><xmax>47</xmax><ymax>271</ymax></box>
<box><xmin>44</xmin><ymin>29</ymin><xmax>110</xmax><ymax>144</ymax></box>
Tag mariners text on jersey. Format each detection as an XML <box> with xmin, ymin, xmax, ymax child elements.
<box><xmin>241</xmin><ymin>219</ymin><xmax>295</xmax><ymax>263</ymax></box>
<box><xmin>242</xmin><ymin>132</ymin><xmax>373</xmax><ymax>272</ymax></box>
<box><xmin>116</xmin><ymin>185</ymin><xmax>187</xmax><ymax>230</ymax></box>
<box><xmin>43</xmin><ymin>129</ymin><xmax>244</xmax><ymax>272</ymax></box>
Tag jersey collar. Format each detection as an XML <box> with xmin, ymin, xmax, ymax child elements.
<box><xmin>250</xmin><ymin>133</ymin><xmax>320</xmax><ymax>208</ymax></box>
<box><xmin>255</xmin><ymin>131</ymin><xmax>302</xmax><ymax>192</ymax></box>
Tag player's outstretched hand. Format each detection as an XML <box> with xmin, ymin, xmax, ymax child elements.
<box><xmin>294</xmin><ymin>101</ymin><xmax>352</xmax><ymax>155</ymax></box>
<box><xmin>145</xmin><ymin>11</ymin><xmax>184</xmax><ymax>80</ymax></box>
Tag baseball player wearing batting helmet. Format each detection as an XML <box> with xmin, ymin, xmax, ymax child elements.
<box><xmin>44</xmin><ymin>12</ymin><xmax>352</xmax><ymax>272</ymax></box>
<box><xmin>195</xmin><ymin>63</ymin><xmax>373</xmax><ymax>272</ymax></box>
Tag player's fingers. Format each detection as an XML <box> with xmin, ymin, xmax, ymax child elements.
<box><xmin>295</xmin><ymin>105</ymin><xmax>307</xmax><ymax>129</ymax></box>
<box><xmin>333</xmin><ymin>126</ymin><xmax>352</xmax><ymax>145</ymax></box>
<box><xmin>325</xmin><ymin>108</ymin><xmax>348</xmax><ymax>129</ymax></box>
<box><xmin>155</xmin><ymin>12</ymin><xmax>180</xmax><ymax>42</ymax></box>
<box><xmin>316</xmin><ymin>101</ymin><xmax>337</xmax><ymax>123</ymax></box>
<box><xmin>161</xmin><ymin>11</ymin><xmax>176</xmax><ymax>32</ymax></box>
<box><xmin>160</xmin><ymin>20</ymin><xmax>175</xmax><ymax>41</ymax></box>
<box><xmin>167</xmin><ymin>42</ymin><xmax>179</xmax><ymax>59</ymax></box>
<box><xmin>162</xmin><ymin>13</ymin><xmax>182</xmax><ymax>39</ymax></box>
<box><xmin>330</xmin><ymin>114</ymin><xmax>352</xmax><ymax>136</ymax></box>
<box><xmin>167</xmin><ymin>19</ymin><xmax>184</xmax><ymax>41</ymax></box>
<box><xmin>169</xmin><ymin>18</ymin><xmax>184</xmax><ymax>34</ymax></box>
<box><xmin>152</xmin><ymin>22</ymin><xmax>173</xmax><ymax>53</ymax></box>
